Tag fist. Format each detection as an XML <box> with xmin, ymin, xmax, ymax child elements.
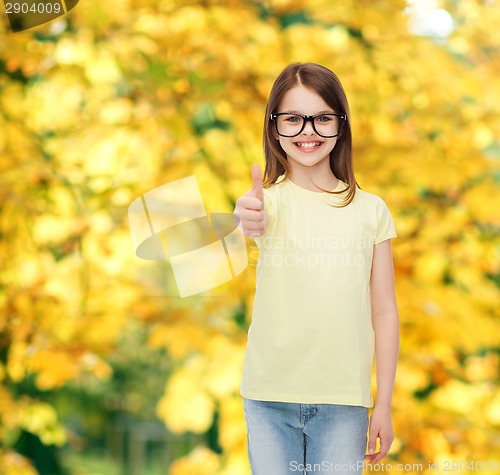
<box><xmin>234</xmin><ymin>163</ymin><xmax>268</xmax><ymax>238</ymax></box>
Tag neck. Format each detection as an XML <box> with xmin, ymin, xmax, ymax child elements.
<box><xmin>288</xmin><ymin>164</ymin><xmax>339</xmax><ymax>192</ymax></box>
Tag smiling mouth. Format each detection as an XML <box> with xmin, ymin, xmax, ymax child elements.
<box><xmin>293</xmin><ymin>141</ymin><xmax>323</xmax><ymax>150</ymax></box>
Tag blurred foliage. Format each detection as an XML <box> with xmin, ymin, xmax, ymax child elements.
<box><xmin>0</xmin><ymin>0</ymin><xmax>499</xmax><ymax>473</ymax></box>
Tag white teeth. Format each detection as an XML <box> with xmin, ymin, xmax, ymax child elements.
<box><xmin>295</xmin><ymin>142</ymin><xmax>321</xmax><ymax>149</ymax></box>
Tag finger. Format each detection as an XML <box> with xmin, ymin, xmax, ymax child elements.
<box><xmin>251</xmin><ymin>163</ymin><xmax>264</xmax><ymax>202</ymax></box>
<box><xmin>245</xmin><ymin>222</ymin><xmax>265</xmax><ymax>236</ymax></box>
<box><xmin>368</xmin><ymin>436</ymin><xmax>391</xmax><ymax>464</ymax></box>
<box><xmin>243</xmin><ymin>216</ymin><xmax>265</xmax><ymax>228</ymax></box>
<box><xmin>364</xmin><ymin>452</ymin><xmax>376</xmax><ymax>464</ymax></box>
<box><xmin>239</xmin><ymin>196</ymin><xmax>263</xmax><ymax>212</ymax></box>
<box><xmin>234</xmin><ymin>213</ymin><xmax>262</xmax><ymax>226</ymax></box>
<box><xmin>236</xmin><ymin>204</ymin><xmax>264</xmax><ymax>222</ymax></box>
<box><xmin>364</xmin><ymin>454</ymin><xmax>375</xmax><ymax>463</ymax></box>
<box><xmin>367</xmin><ymin>432</ymin><xmax>377</xmax><ymax>456</ymax></box>
<box><xmin>368</xmin><ymin>453</ymin><xmax>383</xmax><ymax>464</ymax></box>
<box><xmin>244</xmin><ymin>215</ymin><xmax>265</xmax><ymax>224</ymax></box>
<box><xmin>379</xmin><ymin>435</ymin><xmax>392</xmax><ymax>458</ymax></box>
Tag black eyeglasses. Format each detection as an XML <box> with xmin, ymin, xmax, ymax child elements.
<box><xmin>270</xmin><ymin>112</ymin><xmax>347</xmax><ymax>138</ymax></box>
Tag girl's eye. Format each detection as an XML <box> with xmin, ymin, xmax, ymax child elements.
<box><xmin>316</xmin><ymin>115</ymin><xmax>332</xmax><ymax>122</ymax></box>
<box><xmin>286</xmin><ymin>116</ymin><xmax>301</xmax><ymax>122</ymax></box>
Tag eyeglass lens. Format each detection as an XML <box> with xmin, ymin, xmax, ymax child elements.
<box><xmin>275</xmin><ymin>114</ymin><xmax>341</xmax><ymax>137</ymax></box>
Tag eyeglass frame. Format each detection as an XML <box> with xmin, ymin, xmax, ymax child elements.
<box><xmin>270</xmin><ymin>112</ymin><xmax>347</xmax><ymax>138</ymax></box>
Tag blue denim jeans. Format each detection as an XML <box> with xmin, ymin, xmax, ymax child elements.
<box><xmin>243</xmin><ymin>397</ymin><xmax>369</xmax><ymax>475</ymax></box>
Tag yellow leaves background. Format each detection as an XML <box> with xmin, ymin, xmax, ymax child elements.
<box><xmin>1</xmin><ymin>0</ymin><xmax>499</xmax><ymax>473</ymax></box>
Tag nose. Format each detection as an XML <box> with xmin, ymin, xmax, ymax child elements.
<box><xmin>302</xmin><ymin>117</ymin><xmax>316</xmax><ymax>134</ymax></box>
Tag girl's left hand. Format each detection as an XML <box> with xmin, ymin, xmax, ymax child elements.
<box><xmin>364</xmin><ymin>405</ymin><xmax>394</xmax><ymax>465</ymax></box>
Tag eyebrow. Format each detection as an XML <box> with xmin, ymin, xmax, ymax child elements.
<box><xmin>282</xmin><ymin>110</ymin><xmax>336</xmax><ymax>114</ymax></box>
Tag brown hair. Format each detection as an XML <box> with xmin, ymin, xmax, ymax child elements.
<box><xmin>262</xmin><ymin>62</ymin><xmax>360</xmax><ymax>207</ymax></box>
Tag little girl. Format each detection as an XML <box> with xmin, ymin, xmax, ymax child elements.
<box><xmin>234</xmin><ymin>62</ymin><xmax>399</xmax><ymax>474</ymax></box>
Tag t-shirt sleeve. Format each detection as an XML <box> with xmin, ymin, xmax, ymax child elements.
<box><xmin>249</xmin><ymin>187</ymin><xmax>276</xmax><ymax>242</ymax></box>
<box><xmin>374</xmin><ymin>197</ymin><xmax>397</xmax><ymax>244</ymax></box>
<box><xmin>262</xmin><ymin>188</ymin><xmax>275</xmax><ymax>219</ymax></box>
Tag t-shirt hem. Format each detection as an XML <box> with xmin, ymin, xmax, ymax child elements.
<box><xmin>240</xmin><ymin>389</ymin><xmax>373</xmax><ymax>408</ymax></box>
<box><xmin>374</xmin><ymin>232</ymin><xmax>397</xmax><ymax>245</ymax></box>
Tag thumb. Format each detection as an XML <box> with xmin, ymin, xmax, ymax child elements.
<box><xmin>251</xmin><ymin>163</ymin><xmax>264</xmax><ymax>202</ymax></box>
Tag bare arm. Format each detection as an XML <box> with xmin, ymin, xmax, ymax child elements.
<box><xmin>365</xmin><ymin>238</ymin><xmax>399</xmax><ymax>464</ymax></box>
<box><xmin>370</xmin><ymin>238</ymin><xmax>399</xmax><ymax>408</ymax></box>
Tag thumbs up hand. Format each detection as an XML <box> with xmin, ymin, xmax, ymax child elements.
<box><xmin>250</xmin><ymin>162</ymin><xmax>264</xmax><ymax>203</ymax></box>
<box><xmin>234</xmin><ymin>164</ymin><xmax>268</xmax><ymax>238</ymax></box>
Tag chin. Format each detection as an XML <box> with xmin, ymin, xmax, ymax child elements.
<box><xmin>287</xmin><ymin>155</ymin><xmax>331</xmax><ymax>167</ymax></box>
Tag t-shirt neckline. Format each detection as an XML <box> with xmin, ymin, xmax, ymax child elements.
<box><xmin>283</xmin><ymin>176</ymin><xmax>346</xmax><ymax>195</ymax></box>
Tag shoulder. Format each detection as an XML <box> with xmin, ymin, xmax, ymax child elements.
<box><xmin>353</xmin><ymin>187</ymin><xmax>388</xmax><ymax>208</ymax></box>
<box><xmin>352</xmin><ymin>187</ymin><xmax>395</xmax><ymax>224</ymax></box>
<box><xmin>263</xmin><ymin>178</ymin><xmax>287</xmax><ymax>220</ymax></box>
<box><xmin>263</xmin><ymin>183</ymin><xmax>280</xmax><ymax>197</ymax></box>
<box><xmin>262</xmin><ymin>175</ymin><xmax>285</xmax><ymax>204</ymax></box>
<box><xmin>263</xmin><ymin>174</ymin><xmax>286</xmax><ymax>194</ymax></box>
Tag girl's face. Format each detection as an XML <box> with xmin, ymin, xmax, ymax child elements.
<box><xmin>273</xmin><ymin>85</ymin><xmax>339</xmax><ymax>170</ymax></box>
